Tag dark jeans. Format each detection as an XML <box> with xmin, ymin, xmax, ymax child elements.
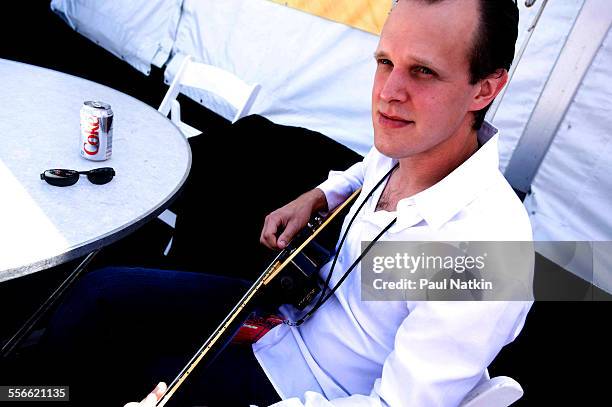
<box><xmin>26</xmin><ymin>267</ymin><xmax>281</xmax><ymax>407</ymax></box>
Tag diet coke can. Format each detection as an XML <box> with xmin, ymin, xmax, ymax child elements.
<box><xmin>80</xmin><ymin>101</ymin><xmax>113</xmax><ymax>161</ymax></box>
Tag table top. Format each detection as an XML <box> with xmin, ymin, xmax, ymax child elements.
<box><xmin>0</xmin><ymin>59</ymin><xmax>191</xmax><ymax>281</ymax></box>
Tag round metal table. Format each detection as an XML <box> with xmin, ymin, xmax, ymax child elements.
<box><xmin>0</xmin><ymin>58</ymin><xmax>191</xmax><ymax>282</ymax></box>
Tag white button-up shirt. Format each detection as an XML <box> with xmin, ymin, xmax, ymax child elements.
<box><xmin>253</xmin><ymin>123</ymin><xmax>533</xmax><ymax>407</ymax></box>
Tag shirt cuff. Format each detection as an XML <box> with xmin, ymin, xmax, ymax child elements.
<box><xmin>316</xmin><ymin>171</ymin><xmax>357</xmax><ymax>213</ymax></box>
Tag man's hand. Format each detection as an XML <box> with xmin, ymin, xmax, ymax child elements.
<box><xmin>124</xmin><ymin>382</ymin><xmax>167</xmax><ymax>407</ymax></box>
<box><xmin>260</xmin><ymin>188</ymin><xmax>328</xmax><ymax>250</ymax></box>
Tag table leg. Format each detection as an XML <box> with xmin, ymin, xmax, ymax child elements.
<box><xmin>1</xmin><ymin>249</ymin><xmax>101</xmax><ymax>358</ymax></box>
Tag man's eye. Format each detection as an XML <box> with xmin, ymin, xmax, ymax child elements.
<box><xmin>414</xmin><ymin>66</ymin><xmax>434</xmax><ymax>76</ymax></box>
<box><xmin>377</xmin><ymin>58</ymin><xmax>393</xmax><ymax>66</ymax></box>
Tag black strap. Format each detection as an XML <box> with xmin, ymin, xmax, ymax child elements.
<box><xmin>286</xmin><ymin>162</ymin><xmax>399</xmax><ymax>326</ymax></box>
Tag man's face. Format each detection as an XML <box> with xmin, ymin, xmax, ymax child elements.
<box><xmin>372</xmin><ymin>0</ymin><xmax>481</xmax><ymax>160</ymax></box>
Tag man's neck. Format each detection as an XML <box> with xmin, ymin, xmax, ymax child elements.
<box><xmin>396</xmin><ymin>126</ymin><xmax>479</xmax><ymax>199</ymax></box>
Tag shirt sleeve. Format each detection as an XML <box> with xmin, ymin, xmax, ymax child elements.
<box><xmin>316</xmin><ymin>148</ymin><xmax>376</xmax><ymax>212</ymax></box>
<box><xmin>267</xmin><ymin>301</ymin><xmax>532</xmax><ymax>407</ymax></box>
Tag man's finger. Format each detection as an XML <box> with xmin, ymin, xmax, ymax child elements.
<box><xmin>278</xmin><ymin>219</ymin><xmax>300</xmax><ymax>249</ymax></box>
<box><xmin>261</xmin><ymin>214</ymin><xmax>282</xmax><ymax>249</ymax></box>
<box><xmin>259</xmin><ymin>217</ymin><xmax>274</xmax><ymax>247</ymax></box>
<box><xmin>138</xmin><ymin>382</ymin><xmax>167</xmax><ymax>406</ymax></box>
<box><xmin>152</xmin><ymin>382</ymin><xmax>167</xmax><ymax>400</ymax></box>
<box><xmin>141</xmin><ymin>392</ymin><xmax>157</xmax><ymax>407</ymax></box>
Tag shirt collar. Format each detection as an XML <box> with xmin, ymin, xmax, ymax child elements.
<box><xmin>395</xmin><ymin>121</ymin><xmax>501</xmax><ymax>231</ymax></box>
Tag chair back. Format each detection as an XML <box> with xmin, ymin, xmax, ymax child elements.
<box><xmin>460</xmin><ymin>373</ymin><xmax>524</xmax><ymax>407</ymax></box>
<box><xmin>158</xmin><ymin>54</ymin><xmax>260</xmax><ymax>123</ymax></box>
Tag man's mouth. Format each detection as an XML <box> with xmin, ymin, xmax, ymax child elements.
<box><xmin>378</xmin><ymin>112</ymin><xmax>414</xmax><ymax>129</ymax></box>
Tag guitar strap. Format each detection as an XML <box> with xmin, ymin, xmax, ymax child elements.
<box><xmin>286</xmin><ymin>162</ymin><xmax>400</xmax><ymax>326</ymax></box>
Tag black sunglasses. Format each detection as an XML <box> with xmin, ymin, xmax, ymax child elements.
<box><xmin>40</xmin><ymin>167</ymin><xmax>116</xmax><ymax>187</ymax></box>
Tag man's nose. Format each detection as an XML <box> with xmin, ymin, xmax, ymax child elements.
<box><xmin>379</xmin><ymin>70</ymin><xmax>409</xmax><ymax>103</ymax></box>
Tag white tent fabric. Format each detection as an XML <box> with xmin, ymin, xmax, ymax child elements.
<box><xmin>489</xmin><ymin>0</ymin><xmax>611</xmax><ymax>286</ymax></box>
<box><xmin>521</xmin><ymin>29</ymin><xmax>612</xmax><ymax>241</ymax></box>
<box><xmin>167</xmin><ymin>0</ymin><xmax>379</xmax><ymax>155</ymax></box>
<box><xmin>165</xmin><ymin>0</ymin><xmax>565</xmax><ymax>157</ymax></box>
<box><xmin>493</xmin><ymin>0</ymin><xmax>586</xmax><ymax>171</ymax></box>
<box><xmin>50</xmin><ymin>0</ymin><xmax>183</xmax><ymax>75</ymax></box>
<box><xmin>523</xmin><ymin>26</ymin><xmax>612</xmax><ymax>289</ymax></box>
<box><xmin>50</xmin><ymin>0</ymin><xmax>612</xmax><ymax>263</ymax></box>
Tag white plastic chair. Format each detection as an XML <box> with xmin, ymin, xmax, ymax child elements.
<box><xmin>248</xmin><ymin>372</ymin><xmax>523</xmax><ymax>407</ymax></box>
<box><xmin>158</xmin><ymin>53</ymin><xmax>261</xmax><ymax>138</ymax></box>
<box><xmin>157</xmin><ymin>54</ymin><xmax>260</xmax><ymax>251</ymax></box>
<box><xmin>460</xmin><ymin>370</ymin><xmax>524</xmax><ymax>407</ymax></box>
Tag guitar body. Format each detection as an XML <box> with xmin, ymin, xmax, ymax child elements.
<box><xmin>264</xmin><ymin>244</ymin><xmax>327</xmax><ymax>310</ymax></box>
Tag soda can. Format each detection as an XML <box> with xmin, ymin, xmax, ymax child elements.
<box><xmin>80</xmin><ymin>101</ymin><xmax>113</xmax><ymax>161</ymax></box>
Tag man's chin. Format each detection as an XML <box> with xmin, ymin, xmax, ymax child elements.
<box><xmin>374</xmin><ymin>140</ymin><xmax>411</xmax><ymax>159</ymax></box>
<box><xmin>374</xmin><ymin>130</ymin><xmax>418</xmax><ymax>159</ymax></box>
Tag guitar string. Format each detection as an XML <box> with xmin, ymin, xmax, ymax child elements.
<box><xmin>286</xmin><ymin>161</ymin><xmax>399</xmax><ymax>326</ymax></box>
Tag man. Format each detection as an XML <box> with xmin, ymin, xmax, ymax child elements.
<box><xmin>38</xmin><ymin>0</ymin><xmax>532</xmax><ymax>406</ymax></box>
<box><xmin>129</xmin><ymin>0</ymin><xmax>531</xmax><ymax>405</ymax></box>
<box><xmin>252</xmin><ymin>0</ymin><xmax>532</xmax><ymax>405</ymax></box>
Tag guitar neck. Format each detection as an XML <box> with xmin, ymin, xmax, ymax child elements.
<box><xmin>157</xmin><ymin>188</ymin><xmax>362</xmax><ymax>406</ymax></box>
<box><xmin>157</xmin><ymin>268</ymin><xmax>271</xmax><ymax>406</ymax></box>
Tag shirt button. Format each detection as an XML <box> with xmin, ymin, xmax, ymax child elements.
<box><xmin>338</xmin><ymin>256</ymin><xmax>344</xmax><ymax>262</ymax></box>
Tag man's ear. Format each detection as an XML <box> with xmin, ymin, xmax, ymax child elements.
<box><xmin>470</xmin><ymin>69</ymin><xmax>508</xmax><ymax>112</ymax></box>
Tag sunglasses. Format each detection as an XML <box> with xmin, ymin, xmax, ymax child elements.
<box><xmin>40</xmin><ymin>167</ymin><xmax>116</xmax><ymax>187</ymax></box>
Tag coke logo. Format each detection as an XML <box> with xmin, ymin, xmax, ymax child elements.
<box><xmin>83</xmin><ymin>116</ymin><xmax>100</xmax><ymax>155</ymax></box>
